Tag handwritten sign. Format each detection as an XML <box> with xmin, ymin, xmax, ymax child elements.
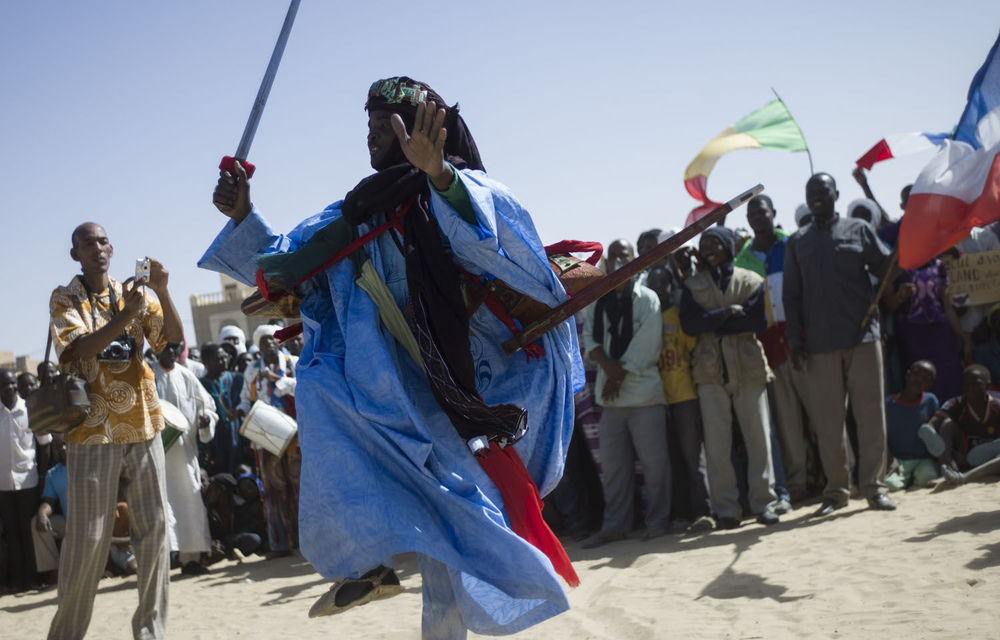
<box><xmin>943</xmin><ymin>250</ymin><xmax>1000</xmax><ymax>305</ymax></box>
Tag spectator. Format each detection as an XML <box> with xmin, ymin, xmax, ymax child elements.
<box><xmin>923</xmin><ymin>365</ymin><xmax>1000</xmax><ymax>482</ymax></box>
<box><xmin>237</xmin><ymin>324</ymin><xmax>299</xmax><ymax>556</ymax></box>
<box><xmin>647</xmin><ymin>266</ymin><xmax>714</xmax><ymax>533</ymax></box>
<box><xmin>680</xmin><ymin>227</ymin><xmax>779</xmax><ymax>529</ymax></box>
<box><xmin>46</xmin><ymin>222</ymin><xmax>183</xmax><ymax>639</ymax></box>
<box><xmin>783</xmin><ymin>173</ymin><xmax>897</xmax><ymax>517</ymax></box>
<box><xmin>151</xmin><ymin>343</ymin><xmax>218</xmax><ymax>576</ymax></box>
<box><xmin>36</xmin><ymin>361</ymin><xmax>59</xmax><ymax>383</ymax></box>
<box><xmin>17</xmin><ymin>372</ymin><xmax>39</xmax><ymax>400</ymax></box>
<box><xmin>219</xmin><ymin>325</ymin><xmax>248</xmax><ymax>356</ymax></box>
<box><xmin>32</xmin><ymin>436</ymin><xmax>135</xmax><ymax>583</ymax></box>
<box><xmin>1</xmin><ymin>367</ymin><xmax>52</xmax><ymax>592</ymax></box>
<box><xmin>735</xmin><ymin>194</ymin><xmax>810</xmax><ymax>504</ymax></box>
<box><xmin>794</xmin><ymin>204</ymin><xmax>812</xmax><ymax>228</ymax></box>
<box><xmin>582</xmin><ymin>239</ymin><xmax>671</xmax><ymax>547</ymax></box>
<box><xmin>884</xmin><ymin>361</ymin><xmax>940</xmax><ymax>491</ymax></box>
<box><xmin>32</xmin><ymin>435</ymin><xmax>68</xmax><ymax>584</ymax></box>
<box><xmin>203</xmin><ymin>473</ymin><xmax>264</xmax><ymax>561</ymax></box>
<box><xmin>973</xmin><ymin>304</ymin><xmax>1000</xmax><ymax>384</ymax></box>
<box><xmin>884</xmin><ymin>255</ymin><xmax>967</xmax><ymax>401</ymax></box>
<box><xmin>199</xmin><ymin>343</ymin><xmax>247</xmax><ymax>475</ymax></box>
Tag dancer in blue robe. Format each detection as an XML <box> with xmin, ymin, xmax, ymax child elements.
<box><xmin>202</xmin><ymin>77</ymin><xmax>582</xmax><ymax>639</ymax></box>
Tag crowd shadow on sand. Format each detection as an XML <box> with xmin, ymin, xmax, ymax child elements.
<box><xmin>966</xmin><ymin>541</ymin><xmax>1000</xmax><ymax>570</ymax></box>
<box><xmin>903</xmin><ymin>508</ymin><xmax>1000</xmax><ymax>544</ymax></box>
<box><xmin>696</xmin><ymin>541</ymin><xmax>813</xmax><ymax>603</ymax></box>
<box><xmin>572</xmin><ymin>500</ymin><xmax>864</xmax><ymax>572</ymax></box>
<box><xmin>0</xmin><ymin>575</ymin><xmax>135</xmax><ymax>615</ymax></box>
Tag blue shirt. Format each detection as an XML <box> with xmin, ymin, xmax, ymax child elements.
<box><xmin>885</xmin><ymin>392</ymin><xmax>939</xmax><ymax>459</ymax></box>
<box><xmin>41</xmin><ymin>462</ymin><xmax>68</xmax><ymax>513</ymax></box>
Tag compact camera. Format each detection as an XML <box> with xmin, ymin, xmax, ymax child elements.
<box><xmin>135</xmin><ymin>258</ymin><xmax>151</xmax><ymax>283</ymax></box>
<box><xmin>97</xmin><ymin>333</ymin><xmax>138</xmax><ymax>362</ymax></box>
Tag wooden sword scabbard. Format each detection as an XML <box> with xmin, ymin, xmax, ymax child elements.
<box><xmin>502</xmin><ymin>183</ymin><xmax>764</xmax><ymax>355</ymax></box>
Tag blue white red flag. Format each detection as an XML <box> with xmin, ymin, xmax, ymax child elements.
<box><xmin>855</xmin><ymin>132</ymin><xmax>949</xmax><ymax>170</ymax></box>
<box><xmin>899</xmin><ymin>31</ymin><xmax>1000</xmax><ymax>269</ymax></box>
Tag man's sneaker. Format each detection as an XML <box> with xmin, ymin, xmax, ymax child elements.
<box><xmin>773</xmin><ymin>499</ymin><xmax>792</xmax><ymax>515</ymax></box>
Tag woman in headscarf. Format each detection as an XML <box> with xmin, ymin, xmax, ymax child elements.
<box><xmin>202</xmin><ymin>77</ymin><xmax>581</xmax><ymax>639</ymax></box>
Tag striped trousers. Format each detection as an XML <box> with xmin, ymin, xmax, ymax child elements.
<box><xmin>48</xmin><ymin>438</ymin><xmax>169</xmax><ymax>640</ymax></box>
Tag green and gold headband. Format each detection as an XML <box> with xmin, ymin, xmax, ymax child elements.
<box><xmin>366</xmin><ymin>77</ymin><xmax>428</xmax><ymax>108</ymax></box>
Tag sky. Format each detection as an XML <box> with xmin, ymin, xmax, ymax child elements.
<box><xmin>2</xmin><ymin>1</ymin><xmax>999</xmax><ymax>360</ymax></box>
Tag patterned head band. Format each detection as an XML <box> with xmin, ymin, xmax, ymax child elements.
<box><xmin>366</xmin><ymin>77</ymin><xmax>429</xmax><ymax>109</ymax></box>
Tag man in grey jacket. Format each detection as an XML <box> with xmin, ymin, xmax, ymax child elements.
<box><xmin>783</xmin><ymin>173</ymin><xmax>896</xmax><ymax>517</ymax></box>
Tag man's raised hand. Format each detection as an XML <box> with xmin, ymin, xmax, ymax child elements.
<box><xmin>390</xmin><ymin>101</ymin><xmax>454</xmax><ymax>190</ymax></box>
<box><xmin>213</xmin><ymin>160</ymin><xmax>252</xmax><ymax>222</ymax></box>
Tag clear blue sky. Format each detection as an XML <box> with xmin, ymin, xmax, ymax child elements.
<box><xmin>2</xmin><ymin>2</ymin><xmax>998</xmax><ymax>360</ymax></box>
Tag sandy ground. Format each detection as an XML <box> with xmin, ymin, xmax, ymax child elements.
<box><xmin>4</xmin><ymin>480</ymin><xmax>998</xmax><ymax>639</ymax></box>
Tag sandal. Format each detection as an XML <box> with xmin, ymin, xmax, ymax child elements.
<box><xmin>308</xmin><ymin>565</ymin><xmax>403</xmax><ymax>618</ymax></box>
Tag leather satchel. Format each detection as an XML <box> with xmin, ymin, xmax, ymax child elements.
<box><xmin>28</xmin><ymin>319</ymin><xmax>91</xmax><ymax>437</ymax></box>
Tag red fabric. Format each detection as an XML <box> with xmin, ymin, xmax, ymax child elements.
<box><xmin>219</xmin><ymin>155</ymin><xmax>257</xmax><ymax>179</ymax></box>
<box><xmin>543</xmin><ymin>241</ymin><xmax>604</xmax><ymax>265</ymax></box>
<box><xmin>856</xmin><ymin>139</ymin><xmax>893</xmax><ymax>171</ymax></box>
<box><xmin>899</xmin><ymin>155</ymin><xmax>1000</xmax><ymax>269</ymax></box>
<box><xmin>684</xmin><ymin>175</ymin><xmax>709</xmax><ymax>202</ymax></box>
<box><xmin>274</xmin><ymin>323</ymin><xmax>303</xmax><ymax>343</ymax></box>
<box><xmin>476</xmin><ymin>443</ymin><xmax>580</xmax><ymax>587</ymax></box>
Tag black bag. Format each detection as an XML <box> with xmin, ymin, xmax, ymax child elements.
<box><xmin>28</xmin><ymin>321</ymin><xmax>91</xmax><ymax>436</ymax></box>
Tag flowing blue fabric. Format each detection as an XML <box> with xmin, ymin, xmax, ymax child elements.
<box><xmin>199</xmin><ymin>169</ymin><xmax>583</xmax><ymax>636</ymax></box>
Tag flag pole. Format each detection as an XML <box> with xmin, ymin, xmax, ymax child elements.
<box><xmin>772</xmin><ymin>87</ymin><xmax>814</xmax><ymax>175</ymax></box>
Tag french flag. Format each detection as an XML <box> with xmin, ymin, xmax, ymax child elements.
<box><xmin>855</xmin><ymin>132</ymin><xmax>949</xmax><ymax>170</ymax></box>
<box><xmin>899</xmin><ymin>31</ymin><xmax>1000</xmax><ymax>269</ymax></box>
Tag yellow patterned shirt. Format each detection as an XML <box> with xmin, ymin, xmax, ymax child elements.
<box><xmin>49</xmin><ymin>276</ymin><xmax>168</xmax><ymax>445</ymax></box>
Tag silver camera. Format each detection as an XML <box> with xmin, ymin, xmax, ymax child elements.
<box><xmin>135</xmin><ymin>258</ymin><xmax>151</xmax><ymax>283</ymax></box>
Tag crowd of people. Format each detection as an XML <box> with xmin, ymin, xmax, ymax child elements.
<box><xmin>1</xmin><ymin>75</ymin><xmax>998</xmax><ymax>640</ymax></box>
<box><xmin>545</xmin><ymin>167</ymin><xmax>1000</xmax><ymax>547</ymax></box>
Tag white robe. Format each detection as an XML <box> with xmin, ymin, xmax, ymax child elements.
<box><xmin>152</xmin><ymin>363</ymin><xmax>218</xmax><ymax>554</ymax></box>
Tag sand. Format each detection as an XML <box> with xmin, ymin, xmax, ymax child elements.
<box><xmin>4</xmin><ymin>480</ymin><xmax>998</xmax><ymax>639</ymax></box>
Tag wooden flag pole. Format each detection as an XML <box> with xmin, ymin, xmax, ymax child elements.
<box><xmin>502</xmin><ymin>183</ymin><xmax>764</xmax><ymax>355</ymax></box>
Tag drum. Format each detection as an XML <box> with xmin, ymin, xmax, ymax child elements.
<box><xmin>239</xmin><ymin>400</ymin><xmax>298</xmax><ymax>457</ymax></box>
<box><xmin>159</xmin><ymin>400</ymin><xmax>190</xmax><ymax>452</ymax></box>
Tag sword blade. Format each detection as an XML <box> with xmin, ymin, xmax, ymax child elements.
<box><xmin>234</xmin><ymin>0</ymin><xmax>301</xmax><ymax>161</ymax></box>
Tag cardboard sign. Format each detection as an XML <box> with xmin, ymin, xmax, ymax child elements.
<box><xmin>943</xmin><ymin>250</ymin><xmax>1000</xmax><ymax>305</ymax></box>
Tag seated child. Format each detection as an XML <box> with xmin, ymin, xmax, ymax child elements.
<box><xmin>884</xmin><ymin>360</ymin><xmax>940</xmax><ymax>490</ymax></box>
<box><xmin>923</xmin><ymin>364</ymin><xmax>1000</xmax><ymax>483</ymax></box>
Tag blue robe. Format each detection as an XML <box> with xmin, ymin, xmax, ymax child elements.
<box><xmin>199</xmin><ymin>169</ymin><xmax>583</xmax><ymax>636</ymax></box>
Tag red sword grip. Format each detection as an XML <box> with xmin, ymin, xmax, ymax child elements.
<box><xmin>219</xmin><ymin>156</ymin><xmax>257</xmax><ymax>179</ymax></box>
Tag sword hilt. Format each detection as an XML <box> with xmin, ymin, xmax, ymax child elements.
<box><xmin>220</xmin><ymin>156</ymin><xmax>256</xmax><ymax>179</ymax></box>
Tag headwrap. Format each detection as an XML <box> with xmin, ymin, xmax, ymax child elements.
<box><xmin>847</xmin><ymin>197</ymin><xmax>880</xmax><ymax>228</ymax></box>
<box><xmin>701</xmin><ymin>226</ymin><xmax>736</xmax><ymax>260</ymax></box>
<box><xmin>219</xmin><ymin>325</ymin><xmax>247</xmax><ymax>355</ymax></box>
<box><xmin>252</xmin><ymin>324</ymin><xmax>280</xmax><ymax>347</ymax></box>
<box><xmin>257</xmin><ymin>77</ymin><xmax>524</xmax><ymax>445</ymax></box>
<box><xmin>794</xmin><ymin>203</ymin><xmax>811</xmax><ymax>227</ymax></box>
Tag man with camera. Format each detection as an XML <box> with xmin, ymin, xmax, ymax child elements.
<box><xmin>46</xmin><ymin>222</ymin><xmax>183</xmax><ymax>640</ymax></box>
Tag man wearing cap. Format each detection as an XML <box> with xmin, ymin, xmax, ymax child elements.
<box><xmin>680</xmin><ymin>226</ymin><xmax>779</xmax><ymax>529</ymax></box>
<box><xmin>237</xmin><ymin>324</ymin><xmax>298</xmax><ymax>556</ymax></box>
<box><xmin>203</xmin><ymin>77</ymin><xmax>580</xmax><ymax>638</ymax></box>
<box><xmin>783</xmin><ymin>172</ymin><xmax>896</xmax><ymax>517</ymax></box>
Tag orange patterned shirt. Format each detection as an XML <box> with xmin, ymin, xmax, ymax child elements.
<box><xmin>49</xmin><ymin>276</ymin><xmax>168</xmax><ymax>445</ymax></box>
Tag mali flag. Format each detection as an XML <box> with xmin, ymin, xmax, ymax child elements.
<box><xmin>684</xmin><ymin>99</ymin><xmax>808</xmax><ymax>225</ymax></box>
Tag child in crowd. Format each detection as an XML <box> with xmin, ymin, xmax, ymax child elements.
<box><xmin>923</xmin><ymin>364</ymin><xmax>1000</xmax><ymax>483</ymax></box>
<box><xmin>884</xmin><ymin>360</ymin><xmax>940</xmax><ymax>490</ymax></box>
<box><xmin>647</xmin><ymin>266</ymin><xmax>714</xmax><ymax>533</ymax></box>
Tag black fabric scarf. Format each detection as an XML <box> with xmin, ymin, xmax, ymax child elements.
<box><xmin>343</xmin><ymin>87</ymin><xmax>526</xmax><ymax>444</ymax></box>
<box><xmin>592</xmin><ymin>280</ymin><xmax>635</xmax><ymax>360</ymax></box>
